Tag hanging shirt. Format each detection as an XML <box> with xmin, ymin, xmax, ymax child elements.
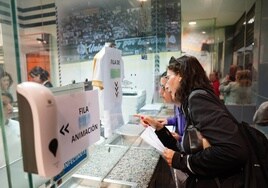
<box><xmin>92</xmin><ymin>46</ymin><xmax>125</xmax><ymax>137</ymax></box>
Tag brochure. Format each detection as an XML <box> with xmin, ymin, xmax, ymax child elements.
<box><xmin>140</xmin><ymin>126</ymin><xmax>165</xmax><ymax>153</ymax></box>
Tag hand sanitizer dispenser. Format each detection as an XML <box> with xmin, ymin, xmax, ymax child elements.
<box><xmin>17</xmin><ymin>82</ymin><xmax>63</xmax><ymax>177</ymax></box>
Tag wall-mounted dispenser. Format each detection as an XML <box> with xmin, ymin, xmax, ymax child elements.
<box><xmin>16</xmin><ymin>82</ymin><xmax>63</xmax><ymax>177</ymax></box>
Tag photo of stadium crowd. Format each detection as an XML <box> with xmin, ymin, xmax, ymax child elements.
<box><xmin>56</xmin><ymin>0</ymin><xmax>181</xmax><ymax>63</ymax></box>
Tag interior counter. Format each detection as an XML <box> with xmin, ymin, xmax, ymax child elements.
<box><xmin>58</xmin><ymin>104</ymin><xmax>176</xmax><ymax>188</ymax></box>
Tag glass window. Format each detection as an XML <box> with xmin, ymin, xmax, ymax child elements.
<box><xmin>2</xmin><ymin>0</ymin><xmax>267</xmax><ymax>187</ymax></box>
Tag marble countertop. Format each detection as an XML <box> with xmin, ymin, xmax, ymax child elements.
<box><xmin>106</xmin><ymin>147</ymin><xmax>159</xmax><ymax>188</ymax></box>
<box><xmin>73</xmin><ymin>134</ymin><xmax>160</xmax><ymax>188</ymax></box>
<box><xmin>75</xmin><ymin>145</ymin><xmax>128</xmax><ymax>179</ymax></box>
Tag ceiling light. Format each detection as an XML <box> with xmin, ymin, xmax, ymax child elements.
<box><xmin>189</xmin><ymin>21</ymin><xmax>196</xmax><ymax>25</ymax></box>
<box><xmin>36</xmin><ymin>38</ymin><xmax>47</xmax><ymax>44</ymax></box>
<box><xmin>248</xmin><ymin>17</ymin><xmax>254</xmax><ymax>24</ymax></box>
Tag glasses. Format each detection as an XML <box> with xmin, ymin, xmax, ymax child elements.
<box><xmin>160</xmin><ymin>84</ymin><xmax>165</xmax><ymax>90</ymax></box>
<box><xmin>30</xmin><ymin>73</ymin><xmax>37</xmax><ymax>78</ymax></box>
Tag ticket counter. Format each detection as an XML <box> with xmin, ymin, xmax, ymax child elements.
<box><xmin>57</xmin><ymin>105</ymin><xmax>176</xmax><ymax>188</ymax></box>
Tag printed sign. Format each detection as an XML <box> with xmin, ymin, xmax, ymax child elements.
<box><xmin>55</xmin><ymin>90</ymin><xmax>100</xmax><ymax>163</ymax></box>
<box><xmin>53</xmin><ymin>150</ymin><xmax>87</xmax><ymax>182</ymax></box>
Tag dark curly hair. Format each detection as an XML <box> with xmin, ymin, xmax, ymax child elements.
<box><xmin>167</xmin><ymin>55</ymin><xmax>213</xmax><ymax>103</ymax></box>
<box><xmin>29</xmin><ymin>66</ymin><xmax>50</xmax><ymax>82</ymax></box>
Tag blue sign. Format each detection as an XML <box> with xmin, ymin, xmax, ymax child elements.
<box><xmin>53</xmin><ymin>150</ymin><xmax>87</xmax><ymax>182</ymax></box>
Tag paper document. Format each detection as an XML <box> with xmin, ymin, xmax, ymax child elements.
<box><xmin>115</xmin><ymin>123</ymin><xmax>145</xmax><ymax>136</ymax></box>
<box><xmin>140</xmin><ymin>126</ymin><xmax>165</xmax><ymax>153</ymax></box>
<box><xmin>140</xmin><ymin>103</ymin><xmax>163</xmax><ymax>111</ymax></box>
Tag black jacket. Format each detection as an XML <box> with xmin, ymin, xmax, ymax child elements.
<box><xmin>43</xmin><ymin>80</ymin><xmax>53</xmax><ymax>88</ymax></box>
<box><xmin>155</xmin><ymin>89</ymin><xmax>248</xmax><ymax>188</ymax></box>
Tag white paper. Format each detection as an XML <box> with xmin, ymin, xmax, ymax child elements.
<box><xmin>115</xmin><ymin>123</ymin><xmax>145</xmax><ymax>136</ymax></box>
<box><xmin>166</xmin><ymin>125</ymin><xmax>175</xmax><ymax>132</ymax></box>
<box><xmin>140</xmin><ymin>103</ymin><xmax>163</xmax><ymax>111</ymax></box>
<box><xmin>140</xmin><ymin>126</ymin><xmax>165</xmax><ymax>153</ymax></box>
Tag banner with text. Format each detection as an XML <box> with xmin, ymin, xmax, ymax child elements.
<box><xmin>55</xmin><ymin>90</ymin><xmax>100</xmax><ymax>163</ymax></box>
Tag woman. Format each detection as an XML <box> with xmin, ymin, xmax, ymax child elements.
<box><xmin>0</xmin><ymin>92</ymin><xmax>21</xmax><ymax>166</ymax></box>
<box><xmin>138</xmin><ymin>55</ymin><xmax>248</xmax><ymax>188</ymax></box>
<box><xmin>159</xmin><ymin>71</ymin><xmax>186</xmax><ymax>141</ymax></box>
<box><xmin>220</xmin><ymin>69</ymin><xmax>252</xmax><ymax>104</ymax></box>
<box><xmin>29</xmin><ymin>66</ymin><xmax>53</xmax><ymax>87</ymax></box>
<box><xmin>209</xmin><ymin>71</ymin><xmax>220</xmax><ymax>97</ymax></box>
<box><xmin>0</xmin><ymin>71</ymin><xmax>13</xmax><ymax>93</ymax></box>
<box><xmin>159</xmin><ymin>71</ymin><xmax>173</xmax><ymax>104</ymax></box>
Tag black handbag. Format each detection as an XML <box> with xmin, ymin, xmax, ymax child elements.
<box><xmin>187</xmin><ymin>125</ymin><xmax>204</xmax><ymax>154</ymax></box>
<box><xmin>184</xmin><ymin>89</ymin><xmax>213</xmax><ymax>154</ymax></box>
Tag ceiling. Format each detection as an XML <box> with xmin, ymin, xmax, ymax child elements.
<box><xmin>181</xmin><ymin>0</ymin><xmax>256</xmax><ymax>27</ymax></box>
<box><xmin>56</xmin><ymin>0</ymin><xmax>256</xmax><ymax>27</ymax></box>
<box><xmin>20</xmin><ymin>0</ymin><xmax>256</xmax><ymax>52</ymax></box>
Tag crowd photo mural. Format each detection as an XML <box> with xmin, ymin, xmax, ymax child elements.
<box><xmin>56</xmin><ymin>0</ymin><xmax>181</xmax><ymax>63</ymax></box>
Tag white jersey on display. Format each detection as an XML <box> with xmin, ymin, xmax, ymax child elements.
<box><xmin>92</xmin><ymin>46</ymin><xmax>125</xmax><ymax>137</ymax></box>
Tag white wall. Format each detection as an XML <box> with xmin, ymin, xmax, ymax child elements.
<box><xmin>59</xmin><ymin>51</ymin><xmax>181</xmax><ymax>104</ymax></box>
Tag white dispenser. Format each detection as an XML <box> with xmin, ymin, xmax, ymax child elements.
<box><xmin>16</xmin><ymin>82</ymin><xmax>63</xmax><ymax>177</ymax></box>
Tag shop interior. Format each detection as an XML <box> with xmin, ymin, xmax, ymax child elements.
<box><xmin>0</xmin><ymin>0</ymin><xmax>268</xmax><ymax>187</ymax></box>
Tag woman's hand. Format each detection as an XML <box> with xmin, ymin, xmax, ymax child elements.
<box><xmin>171</xmin><ymin>132</ymin><xmax>180</xmax><ymax>141</ymax></box>
<box><xmin>156</xmin><ymin>118</ymin><xmax>167</xmax><ymax>125</ymax></box>
<box><xmin>163</xmin><ymin>148</ymin><xmax>175</xmax><ymax>167</ymax></box>
<box><xmin>133</xmin><ymin>114</ymin><xmax>164</xmax><ymax>130</ymax></box>
<box><xmin>202</xmin><ymin>138</ymin><xmax>211</xmax><ymax>149</ymax></box>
